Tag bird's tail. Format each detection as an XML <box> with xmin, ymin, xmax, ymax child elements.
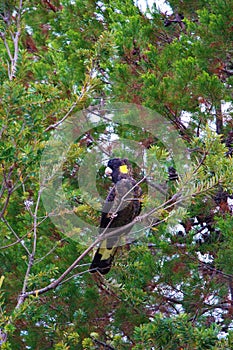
<box><xmin>90</xmin><ymin>238</ymin><xmax>119</xmax><ymax>275</ymax></box>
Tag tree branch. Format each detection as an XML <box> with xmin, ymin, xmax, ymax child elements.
<box><xmin>15</xmin><ymin>164</ymin><xmax>222</xmax><ymax>306</ymax></box>
<box><xmin>16</xmin><ymin>189</ymin><xmax>42</xmax><ymax>307</ymax></box>
<box><xmin>1</xmin><ymin>217</ymin><xmax>31</xmax><ymax>255</ymax></box>
<box><xmin>10</xmin><ymin>0</ymin><xmax>23</xmax><ymax>79</ymax></box>
<box><xmin>45</xmin><ymin>102</ymin><xmax>77</xmax><ymax>132</ymax></box>
<box><xmin>0</xmin><ymin>232</ymin><xmax>28</xmax><ymax>250</ymax></box>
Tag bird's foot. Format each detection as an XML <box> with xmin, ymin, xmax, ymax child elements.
<box><xmin>107</xmin><ymin>212</ymin><xmax>118</xmax><ymax>219</ymax></box>
<box><xmin>135</xmin><ymin>215</ymin><xmax>142</xmax><ymax>222</ymax></box>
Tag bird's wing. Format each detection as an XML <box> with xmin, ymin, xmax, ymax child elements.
<box><xmin>90</xmin><ymin>178</ymin><xmax>142</xmax><ymax>274</ymax></box>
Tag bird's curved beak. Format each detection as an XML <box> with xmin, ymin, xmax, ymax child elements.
<box><xmin>105</xmin><ymin>166</ymin><xmax>113</xmax><ymax>177</ymax></box>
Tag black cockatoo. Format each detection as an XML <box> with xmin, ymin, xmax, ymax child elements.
<box><xmin>90</xmin><ymin>158</ymin><xmax>142</xmax><ymax>275</ymax></box>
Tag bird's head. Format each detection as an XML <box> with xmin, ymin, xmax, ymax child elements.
<box><xmin>105</xmin><ymin>158</ymin><xmax>132</xmax><ymax>183</ymax></box>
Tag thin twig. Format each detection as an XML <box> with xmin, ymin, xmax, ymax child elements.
<box><xmin>0</xmin><ymin>164</ymin><xmax>15</xmax><ymax>218</ymax></box>
<box><xmin>1</xmin><ymin>0</ymin><xmax>23</xmax><ymax>80</ymax></box>
<box><xmin>34</xmin><ymin>238</ymin><xmax>67</xmax><ymax>264</ymax></box>
<box><xmin>1</xmin><ymin>217</ymin><xmax>30</xmax><ymax>256</ymax></box>
<box><xmin>16</xmin><ymin>235</ymin><xmax>102</xmax><ymax>304</ymax></box>
<box><xmin>92</xmin><ymin>337</ymin><xmax>116</xmax><ymax>350</ymax></box>
<box><xmin>15</xmin><ymin>165</ymin><xmax>222</xmax><ymax>304</ymax></box>
<box><xmin>0</xmin><ymin>233</ymin><xmax>28</xmax><ymax>250</ymax></box>
<box><xmin>16</xmin><ymin>190</ymin><xmax>42</xmax><ymax>307</ymax></box>
<box><xmin>60</xmin><ymin>268</ymin><xmax>94</xmax><ymax>285</ymax></box>
<box><xmin>0</xmin><ymin>188</ymin><xmax>12</xmax><ymax>219</ymax></box>
<box><xmin>45</xmin><ymin>102</ymin><xmax>77</xmax><ymax>132</ymax></box>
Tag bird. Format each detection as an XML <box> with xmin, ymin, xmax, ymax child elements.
<box><xmin>90</xmin><ymin>158</ymin><xmax>142</xmax><ymax>275</ymax></box>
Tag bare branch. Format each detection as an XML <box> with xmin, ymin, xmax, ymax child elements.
<box><xmin>16</xmin><ymin>235</ymin><xmax>101</xmax><ymax>306</ymax></box>
<box><xmin>0</xmin><ymin>188</ymin><xmax>12</xmax><ymax>219</ymax></box>
<box><xmin>0</xmin><ymin>233</ymin><xmax>28</xmax><ymax>250</ymax></box>
<box><xmin>45</xmin><ymin>102</ymin><xmax>77</xmax><ymax>132</ymax></box>
<box><xmin>0</xmin><ymin>0</ymin><xmax>23</xmax><ymax>80</ymax></box>
<box><xmin>34</xmin><ymin>238</ymin><xmax>67</xmax><ymax>264</ymax></box>
<box><xmin>18</xmin><ymin>189</ymin><xmax>42</xmax><ymax>302</ymax></box>
<box><xmin>15</xmin><ymin>161</ymin><xmax>223</xmax><ymax>306</ymax></box>
<box><xmin>10</xmin><ymin>0</ymin><xmax>23</xmax><ymax>79</ymax></box>
<box><xmin>1</xmin><ymin>217</ymin><xmax>30</xmax><ymax>255</ymax></box>
<box><xmin>91</xmin><ymin>337</ymin><xmax>116</xmax><ymax>350</ymax></box>
<box><xmin>0</xmin><ymin>164</ymin><xmax>15</xmax><ymax>219</ymax></box>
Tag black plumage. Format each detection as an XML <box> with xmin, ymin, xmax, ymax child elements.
<box><xmin>90</xmin><ymin>158</ymin><xmax>142</xmax><ymax>275</ymax></box>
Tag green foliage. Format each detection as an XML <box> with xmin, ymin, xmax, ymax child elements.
<box><xmin>133</xmin><ymin>314</ymin><xmax>219</xmax><ymax>349</ymax></box>
<box><xmin>215</xmin><ymin>215</ymin><xmax>233</xmax><ymax>274</ymax></box>
<box><xmin>0</xmin><ymin>0</ymin><xmax>233</xmax><ymax>348</ymax></box>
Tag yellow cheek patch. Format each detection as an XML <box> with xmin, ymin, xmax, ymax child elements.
<box><xmin>119</xmin><ymin>164</ymin><xmax>128</xmax><ymax>174</ymax></box>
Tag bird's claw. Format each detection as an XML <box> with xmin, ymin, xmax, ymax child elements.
<box><xmin>108</xmin><ymin>212</ymin><xmax>118</xmax><ymax>219</ymax></box>
<box><xmin>135</xmin><ymin>215</ymin><xmax>142</xmax><ymax>222</ymax></box>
